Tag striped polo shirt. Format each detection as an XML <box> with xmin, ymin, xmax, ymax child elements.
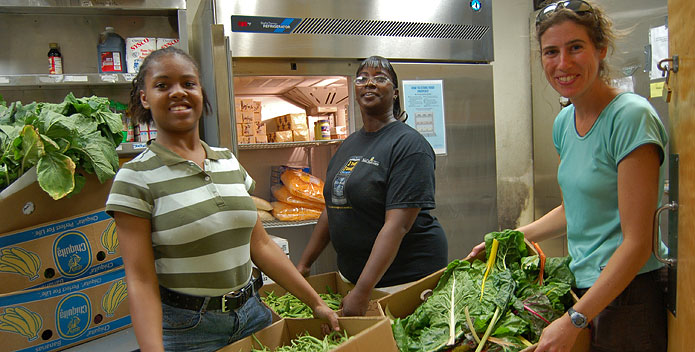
<box><xmin>106</xmin><ymin>140</ymin><xmax>257</xmax><ymax>296</ymax></box>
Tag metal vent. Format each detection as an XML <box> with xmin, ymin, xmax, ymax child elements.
<box><xmin>293</xmin><ymin>18</ymin><xmax>489</xmax><ymax>40</ymax></box>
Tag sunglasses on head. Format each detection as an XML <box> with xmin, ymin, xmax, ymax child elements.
<box><xmin>535</xmin><ymin>0</ymin><xmax>595</xmax><ymax>25</ymax></box>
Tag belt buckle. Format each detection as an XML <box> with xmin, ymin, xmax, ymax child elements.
<box><xmin>221</xmin><ymin>295</ymin><xmax>229</xmax><ymax>313</ymax></box>
<box><xmin>221</xmin><ymin>281</ymin><xmax>252</xmax><ymax>313</ymax></box>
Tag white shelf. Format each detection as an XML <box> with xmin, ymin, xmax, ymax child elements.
<box><xmin>0</xmin><ymin>73</ymin><xmax>136</xmax><ymax>87</ymax></box>
<box><xmin>262</xmin><ymin>219</ymin><xmax>318</xmax><ymax>228</ymax></box>
<box><xmin>238</xmin><ymin>139</ymin><xmax>343</xmax><ymax>150</ymax></box>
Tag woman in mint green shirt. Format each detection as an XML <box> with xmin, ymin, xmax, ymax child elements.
<box><xmin>469</xmin><ymin>1</ymin><xmax>668</xmax><ymax>351</ymax></box>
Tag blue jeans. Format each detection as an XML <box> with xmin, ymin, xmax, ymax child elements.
<box><xmin>161</xmin><ymin>293</ymin><xmax>272</xmax><ymax>352</ymax></box>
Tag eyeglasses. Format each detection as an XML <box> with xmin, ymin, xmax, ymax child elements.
<box><xmin>354</xmin><ymin>75</ymin><xmax>392</xmax><ymax>86</ymax></box>
<box><xmin>535</xmin><ymin>0</ymin><xmax>594</xmax><ymax>25</ymax></box>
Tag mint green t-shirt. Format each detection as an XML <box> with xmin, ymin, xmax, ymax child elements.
<box><xmin>553</xmin><ymin>92</ymin><xmax>669</xmax><ymax>288</ymax></box>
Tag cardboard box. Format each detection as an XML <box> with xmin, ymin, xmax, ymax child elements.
<box><xmin>156</xmin><ymin>37</ymin><xmax>180</xmax><ymax>49</ymax></box>
<box><xmin>274</xmin><ymin>130</ymin><xmax>293</xmax><ymax>143</ymax></box>
<box><xmin>292</xmin><ymin>128</ymin><xmax>310</xmax><ymax>142</ymax></box>
<box><xmin>377</xmin><ymin>242</ymin><xmax>590</xmax><ymax>352</ymax></box>
<box><xmin>240</xmin><ymin>111</ymin><xmax>254</xmax><ymax>123</ymax></box>
<box><xmin>240</xmin><ymin>99</ymin><xmax>255</xmax><ymax>112</ymax></box>
<box><xmin>126</xmin><ymin>37</ymin><xmax>156</xmax><ymax>73</ymax></box>
<box><xmin>239</xmin><ymin>136</ymin><xmax>254</xmax><ymax>144</ymax></box>
<box><xmin>0</xmin><ymin>168</ymin><xmax>112</xmax><ymax>235</ymax></box>
<box><xmin>254</xmin><ymin>134</ymin><xmax>269</xmax><ymax>144</ymax></box>
<box><xmin>252</xmin><ymin>101</ymin><xmax>262</xmax><ymax>113</ymax></box>
<box><xmin>0</xmin><ymin>267</ymin><xmax>130</xmax><ymax>352</ymax></box>
<box><xmin>0</xmin><ymin>210</ymin><xmax>122</xmax><ymax>294</ymax></box>
<box><xmin>271</xmin><ymin>113</ymin><xmax>308</xmax><ymax>132</ymax></box>
<box><xmin>220</xmin><ymin>317</ymin><xmax>398</xmax><ymax>352</ymax></box>
<box><xmin>240</xmin><ymin>122</ymin><xmax>254</xmax><ymax>136</ymax></box>
<box><xmin>259</xmin><ymin>272</ymin><xmax>389</xmax><ymax>318</ymax></box>
<box><xmin>236</xmin><ymin>124</ymin><xmax>244</xmax><ymax>139</ymax></box>
<box><xmin>254</xmin><ymin>121</ymin><xmax>267</xmax><ymax>136</ymax></box>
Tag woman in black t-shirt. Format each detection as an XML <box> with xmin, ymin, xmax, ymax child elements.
<box><xmin>296</xmin><ymin>56</ymin><xmax>448</xmax><ymax>316</ymax></box>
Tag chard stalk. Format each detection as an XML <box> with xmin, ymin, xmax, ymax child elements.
<box><xmin>519</xmin><ymin>335</ymin><xmax>533</xmax><ymax>347</ymax></box>
<box><xmin>474</xmin><ymin>306</ymin><xmax>500</xmax><ymax>352</ymax></box>
<box><xmin>446</xmin><ymin>276</ymin><xmax>457</xmax><ymax>346</ymax></box>
<box><xmin>480</xmin><ymin>239</ymin><xmax>500</xmax><ymax>301</ymax></box>
<box><xmin>464</xmin><ymin>306</ymin><xmax>480</xmax><ymax>344</ymax></box>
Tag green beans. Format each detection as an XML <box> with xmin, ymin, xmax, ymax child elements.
<box><xmin>251</xmin><ymin>330</ymin><xmax>351</xmax><ymax>352</ymax></box>
<box><xmin>261</xmin><ymin>287</ymin><xmax>343</xmax><ymax>318</ymax></box>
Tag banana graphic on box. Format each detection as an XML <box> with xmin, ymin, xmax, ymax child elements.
<box><xmin>0</xmin><ymin>306</ymin><xmax>43</xmax><ymax>341</ymax></box>
<box><xmin>0</xmin><ymin>247</ymin><xmax>41</xmax><ymax>281</ymax></box>
<box><xmin>101</xmin><ymin>219</ymin><xmax>119</xmax><ymax>254</ymax></box>
<box><xmin>102</xmin><ymin>279</ymin><xmax>127</xmax><ymax>317</ymax></box>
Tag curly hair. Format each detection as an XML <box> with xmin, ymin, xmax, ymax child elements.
<box><xmin>128</xmin><ymin>46</ymin><xmax>212</xmax><ymax>125</ymax></box>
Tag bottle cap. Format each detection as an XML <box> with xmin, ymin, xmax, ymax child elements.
<box><xmin>105</xmin><ymin>26</ymin><xmax>114</xmax><ymax>32</ymax></box>
<box><xmin>49</xmin><ymin>42</ymin><xmax>58</xmax><ymax>48</ymax></box>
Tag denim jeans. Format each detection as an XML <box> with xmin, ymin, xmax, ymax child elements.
<box><xmin>161</xmin><ymin>292</ymin><xmax>272</xmax><ymax>352</ymax></box>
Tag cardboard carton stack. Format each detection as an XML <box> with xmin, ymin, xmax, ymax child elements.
<box><xmin>266</xmin><ymin>113</ymin><xmax>310</xmax><ymax>143</ymax></box>
<box><xmin>235</xmin><ymin>99</ymin><xmax>266</xmax><ymax>144</ymax></box>
<box><xmin>0</xmin><ymin>170</ymin><xmax>131</xmax><ymax>352</ymax></box>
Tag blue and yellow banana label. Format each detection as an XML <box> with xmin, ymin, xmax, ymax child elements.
<box><xmin>53</xmin><ymin>231</ymin><xmax>92</xmax><ymax>278</ymax></box>
<box><xmin>55</xmin><ymin>292</ymin><xmax>91</xmax><ymax>339</ymax></box>
<box><xmin>0</xmin><ymin>305</ymin><xmax>43</xmax><ymax>341</ymax></box>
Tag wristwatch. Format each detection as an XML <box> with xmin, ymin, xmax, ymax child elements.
<box><xmin>567</xmin><ymin>307</ymin><xmax>588</xmax><ymax>329</ymax></box>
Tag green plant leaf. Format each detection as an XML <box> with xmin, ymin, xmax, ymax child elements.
<box><xmin>0</xmin><ymin>94</ymin><xmax>122</xmax><ymax>198</ymax></box>
<box><xmin>37</xmin><ymin>152</ymin><xmax>76</xmax><ymax>200</ymax></box>
<box><xmin>19</xmin><ymin>125</ymin><xmax>45</xmax><ymax>172</ymax></box>
<box><xmin>70</xmin><ymin>130</ymin><xmax>118</xmax><ymax>183</ymax></box>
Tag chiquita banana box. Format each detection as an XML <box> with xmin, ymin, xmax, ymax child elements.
<box><xmin>0</xmin><ymin>209</ymin><xmax>122</xmax><ymax>294</ymax></box>
<box><xmin>0</xmin><ymin>267</ymin><xmax>130</xmax><ymax>352</ymax></box>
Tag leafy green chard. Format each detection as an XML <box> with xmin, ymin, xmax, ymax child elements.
<box><xmin>0</xmin><ymin>93</ymin><xmax>122</xmax><ymax>199</ymax></box>
<box><xmin>391</xmin><ymin>230</ymin><xmax>575</xmax><ymax>352</ymax></box>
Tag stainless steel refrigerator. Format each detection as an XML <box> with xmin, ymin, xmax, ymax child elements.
<box><xmin>190</xmin><ymin>0</ymin><xmax>498</xmax><ymax>272</ymax></box>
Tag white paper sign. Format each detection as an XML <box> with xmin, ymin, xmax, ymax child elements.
<box><xmin>402</xmin><ymin>80</ymin><xmax>447</xmax><ymax>155</ymax></box>
<box><xmin>649</xmin><ymin>25</ymin><xmax>669</xmax><ymax>80</ymax></box>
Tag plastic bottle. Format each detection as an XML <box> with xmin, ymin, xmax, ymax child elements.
<box><xmin>48</xmin><ymin>43</ymin><xmax>63</xmax><ymax>74</ymax></box>
<box><xmin>97</xmin><ymin>27</ymin><xmax>126</xmax><ymax>73</ymax></box>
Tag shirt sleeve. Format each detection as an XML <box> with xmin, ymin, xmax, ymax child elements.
<box><xmin>610</xmin><ymin>103</ymin><xmax>668</xmax><ymax>165</ymax></box>
<box><xmin>385</xmin><ymin>146</ymin><xmax>437</xmax><ymax>210</ymax></box>
<box><xmin>105</xmin><ymin>165</ymin><xmax>154</xmax><ymax>219</ymax></box>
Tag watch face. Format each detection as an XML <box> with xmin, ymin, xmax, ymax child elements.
<box><xmin>572</xmin><ymin>313</ymin><xmax>586</xmax><ymax>326</ymax></box>
<box><xmin>569</xmin><ymin>309</ymin><xmax>588</xmax><ymax>328</ymax></box>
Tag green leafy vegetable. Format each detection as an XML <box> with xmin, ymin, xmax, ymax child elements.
<box><xmin>391</xmin><ymin>230</ymin><xmax>575</xmax><ymax>352</ymax></box>
<box><xmin>0</xmin><ymin>93</ymin><xmax>122</xmax><ymax>199</ymax></box>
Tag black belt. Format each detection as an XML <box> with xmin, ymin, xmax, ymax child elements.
<box><xmin>160</xmin><ymin>268</ymin><xmax>263</xmax><ymax>312</ymax></box>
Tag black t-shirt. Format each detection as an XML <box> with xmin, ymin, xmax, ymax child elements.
<box><xmin>325</xmin><ymin>121</ymin><xmax>448</xmax><ymax>287</ymax></box>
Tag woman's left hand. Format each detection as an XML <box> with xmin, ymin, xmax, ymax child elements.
<box><xmin>533</xmin><ymin>314</ymin><xmax>581</xmax><ymax>352</ymax></box>
<box><xmin>340</xmin><ymin>290</ymin><xmax>369</xmax><ymax>316</ymax></box>
<box><xmin>312</xmin><ymin>303</ymin><xmax>340</xmax><ymax>331</ymax></box>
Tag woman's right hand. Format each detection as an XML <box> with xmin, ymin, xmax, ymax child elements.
<box><xmin>296</xmin><ymin>263</ymin><xmax>311</xmax><ymax>277</ymax></box>
<box><xmin>465</xmin><ymin>241</ymin><xmax>486</xmax><ymax>260</ymax></box>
